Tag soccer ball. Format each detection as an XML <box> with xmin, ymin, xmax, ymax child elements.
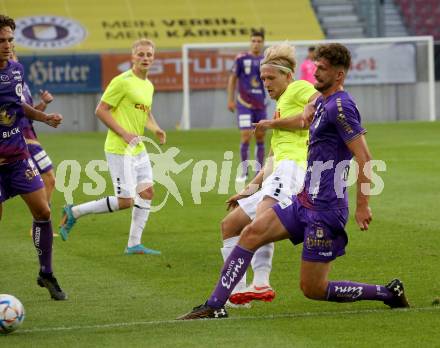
<box><xmin>0</xmin><ymin>294</ymin><xmax>25</xmax><ymax>334</ymax></box>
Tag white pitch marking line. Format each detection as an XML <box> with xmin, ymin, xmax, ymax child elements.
<box><xmin>21</xmin><ymin>306</ymin><xmax>439</xmax><ymax>334</ymax></box>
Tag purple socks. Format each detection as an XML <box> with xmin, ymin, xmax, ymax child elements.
<box><xmin>240</xmin><ymin>142</ymin><xmax>265</xmax><ymax>176</ymax></box>
<box><xmin>256</xmin><ymin>142</ymin><xmax>265</xmax><ymax>171</ymax></box>
<box><xmin>240</xmin><ymin>142</ymin><xmax>249</xmax><ymax>176</ymax></box>
<box><xmin>326</xmin><ymin>281</ymin><xmax>393</xmax><ymax>302</ymax></box>
<box><xmin>32</xmin><ymin>220</ymin><xmax>53</xmax><ymax>274</ymax></box>
<box><xmin>207</xmin><ymin>245</ymin><xmax>254</xmax><ymax>308</ymax></box>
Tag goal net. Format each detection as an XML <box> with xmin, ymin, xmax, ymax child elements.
<box><xmin>181</xmin><ymin>36</ymin><xmax>435</xmax><ymax>129</ymax></box>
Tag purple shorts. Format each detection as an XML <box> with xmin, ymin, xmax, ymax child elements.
<box><xmin>236</xmin><ymin>104</ymin><xmax>266</xmax><ymax>130</ymax></box>
<box><xmin>0</xmin><ymin>158</ymin><xmax>44</xmax><ymax>203</ymax></box>
<box><xmin>273</xmin><ymin>196</ymin><xmax>349</xmax><ymax>262</ymax></box>
<box><xmin>28</xmin><ymin>143</ymin><xmax>53</xmax><ymax>174</ymax></box>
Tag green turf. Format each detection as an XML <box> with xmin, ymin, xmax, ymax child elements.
<box><xmin>1</xmin><ymin>122</ymin><xmax>439</xmax><ymax>347</ymax></box>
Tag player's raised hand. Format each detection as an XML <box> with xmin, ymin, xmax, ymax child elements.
<box><xmin>39</xmin><ymin>90</ymin><xmax>54</xmax><ymax>104</ymax></box>
<box><xmin>253</xmin><ymin>119</ymin><xmax>273</xmax><ymax>132</ymax></box>
<box><xmin>44</xmin><ymin>113</ymin><xmax>63</xmax><ymax>128</ymax></box>
<box><xmin>156</xmin><ymin>128</ymin><xmax>166</xmax><ymax>145</ymax></box>
<box><xmin>227</xmin><ymin>100</ymin><xmax>236</xmax><ymax>113</ymax></box>
<box><xmin>355</xmin><ymin>205</ymin><xmax>372</xmax><ymax>231</ymax></box>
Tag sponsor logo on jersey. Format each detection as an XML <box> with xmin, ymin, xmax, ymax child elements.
<box><xmin>135</xmin><ymin>103</ymin><xmax>150</xmax><ymax>113</ymax></box>
<box><xmin>0</xmin><ymin>106</ymin><xmax>16</xmax><ymax>127</ymax></box>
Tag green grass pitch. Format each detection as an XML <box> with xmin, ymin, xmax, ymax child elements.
<box><xmin>1</xmin><ymin>122</ymin><xmax>439</xmax><ymax>347</ymax></box>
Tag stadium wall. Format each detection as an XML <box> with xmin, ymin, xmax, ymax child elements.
<box><xmin>32</xmin><ymin>81</ymin><xmax>440</xmax><ymax>134</ymax></box>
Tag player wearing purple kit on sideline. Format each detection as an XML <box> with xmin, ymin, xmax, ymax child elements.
<box><xmin>0</xmin><ymin>14</ymin><xmax>67</xmax><ymax>300</ymax></box>
<box><xmin>178</xmin><ymin>43</ymin><xmax>409</xmax><ymax>320</ymax></box>
<box><xmin>227</xmin><ymin>31</ymin><xmax>266</xmax><ymax>182</ymax></box>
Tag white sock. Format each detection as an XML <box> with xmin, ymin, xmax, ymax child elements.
<box><xmin>127</xmin><ymin>196</ymin><xmax>151</xmax><ymax>247</ymax></box>
<box><xmin>221</xmin><ymin>236</ymin><xmax>247</xmax><ymax>293</ymax></box>
<box><xmin>72</xmin><ymin>196</ymin><xmax>119</xmax><ymax>219</ymax></box>
<box><xmin>251</xmin><ymin>242</ymin><xmax>274</xmax><ymax>286</ymax></box>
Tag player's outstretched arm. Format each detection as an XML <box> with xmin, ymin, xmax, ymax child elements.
<box><xmin>347</xmin><ymin>134</ymin><xmax>373</xmax><ymax>231</ymax></box>
<box><xmin>253</xmin><ymin>93</ymin><xmax>319</xmax><ymax>132</ymax></box>
<box><xmin>22</xmin><ymin>103</ymin><xmax>62</xmax><ymax>128</ymax></box>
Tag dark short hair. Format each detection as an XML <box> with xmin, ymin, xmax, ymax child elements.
<box><xmin>315</xmin><ymin>43</ymin><xmax>351</xmax><ymax>71</ymax></box>
<box><xmin>308</xmin><ymin>46</ymin><xmax>315</xmax><ymax>52</ymax></box>
<box><xmin>0</xmin><ymin>14</ymin><xmax>15</xmax><ymax>31</ymax></box>
<box><xmin>251</xmin><ymin>30</ymin><xmax>265</xmax><ymax>40</ymax></box>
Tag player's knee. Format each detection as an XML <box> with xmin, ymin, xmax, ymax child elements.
<box><xmin>240</xmin><ymin>132</ymin><xmax>252</xmax><ymax>143</ymax></box>
<box><xmin>221</xmin><ymin>215</ymin><xmax>238</xmax><ymax>239</ymax></box>
<box><xmin>220</xmin><ymin>217</ymin><xmax>229</xmax><ymax>239</ymax></box>
<box><xmin>139</xmin><ymin>186</ymin><xmax>154</xmax><ymax>200</ymax></box>
<box><xmin>33</xmin><ymin>205</ymin><xmax>51</xmax><ymax>221</ymax></box>
<box><xmin>118</xmin><ymin>197</ymin><xmax>133</xmax><ymax>210</ymax></box>
<box><xmin>300</xmin><ymin>279</ymin><xmax>327</xmax><ymax>300</ymax></box>
<box><xmin>239</xmin><ymin>223</ymin><xmax>264</xmax><ymax>251</ymax></box>
<box><xmin>255</xmin><ymin>132</ymin><xmax>265</xmax><ymax>143</ymax></box>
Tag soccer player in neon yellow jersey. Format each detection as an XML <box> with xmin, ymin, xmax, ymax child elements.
<box><xmin>59</xmin><ymin>39</ymin><xmax>166</xmax><ymax>255</ymax></box>
<box><xmin>217</xmin><ymin>43</ymin><xmax>319</xmax><ymax>308</ymax></box>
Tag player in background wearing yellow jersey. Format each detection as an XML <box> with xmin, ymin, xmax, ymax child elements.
<box><xmin>59</xmin><ymin>39</ymin><xmax>166</xmax><ymax>255</ymax></box>
<box><xmin>216</xmin><ymin>43</ymin><xmax>319</xmax><ymax>308</ymax></box>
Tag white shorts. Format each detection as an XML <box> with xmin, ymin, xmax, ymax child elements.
<box><xmin>105</xmin><ymin>151</ymin><xmax>153</xmax><ymax>198</ymax></box>
<box><xmin>238</xmin><ymin>160</ymin><xmax>305</xmax><ymax>220</ymax></box>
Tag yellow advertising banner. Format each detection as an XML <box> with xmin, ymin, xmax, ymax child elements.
<box><xmin>5</xmin><ymin>0</ymin><xmax>324</xmax><ymax>52</ymax></box>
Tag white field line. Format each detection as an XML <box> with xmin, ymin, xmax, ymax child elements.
<box><xmin>19</xmin><ymin>306</ymin><xmax>439</xmax><ymax>334</ymax></box>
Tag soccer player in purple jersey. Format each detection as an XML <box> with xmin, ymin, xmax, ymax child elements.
<box><xmin>12</xmin><ymin>50</ymin><xmax>57</xmax><ymax>237</ymax></box>
<box><xmin>178</xmin><ymin>43</ymin><xmax>409</xmax><ymax>320</ymax></box>
<box><xmin>0</xmin><ymin>15</ymin><xmax>67</xmax><ymax>300</ymax></box>
<box><xmin>227</xmin><ymin>31</ymin><xmax>266</xmax><ymax>182</ymax></box>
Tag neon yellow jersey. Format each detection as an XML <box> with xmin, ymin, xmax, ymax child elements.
<box><xmin>102</xmin><ymin>69</ymin><xmax>154</xmax><ymax>155</ymax></box>
<box><xmin>271</xmin><ymin>80</ymin><xmax>317</xmax><ymax>168</ymax></box>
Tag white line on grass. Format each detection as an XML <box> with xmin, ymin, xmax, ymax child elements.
<box><xmin>21</xmin><ymin>306</ymin><xmax>439</xmax><ymax>334</ymax></box>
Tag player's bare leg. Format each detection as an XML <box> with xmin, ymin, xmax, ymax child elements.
<box><xmin>41</xmin><ymin>169</ymin><xmax>55</xmax><ymax>204</ymax></box>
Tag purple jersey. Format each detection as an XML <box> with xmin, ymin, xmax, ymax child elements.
<box><xmin>232</xmin><ymin>52</ymin><xmax>265</xmax><ymax>110</ymax></box>
<box><xmin>20</xmin><ymin>82</ymin><xmax>38</xmax><ymax>141</ymax></box>
<box><xmin>300</xmin><ymin>90</ymin><xmax>366</xmax><ymax>210</ymax></box>
<box><xmin>0</xmin><ymin>60</ymin><xmax>29</xmax><ymax>164</ymax></box>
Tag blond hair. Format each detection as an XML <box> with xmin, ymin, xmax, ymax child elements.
<box><xmin>261</xmin><ymin>43</ymin><xmax>296</xmax><ymax>74</ymax></box>
<box><xmin>132</xmin><ymin>38</ymin><xmax>155</xmax><ymax>54</ymax></box>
